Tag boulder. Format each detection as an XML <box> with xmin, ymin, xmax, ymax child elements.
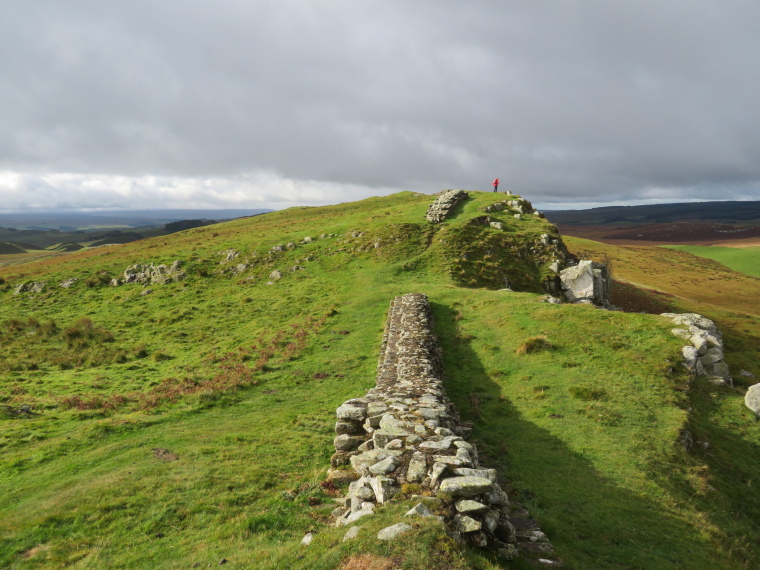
<box><xmin>377</xmin><ymin>523</ymin><xmax>413</xmax><ymax>541</ymax></box>
<box><xmin>334</xmin><ymin>434</ymin><xmax>364</xmax><ymax>452</ymax></box>
<box><xmin>560</xmin><ymin>260</ymin><xmax>610</xmax><ymax>305</ymax></box>
<box><xmin>343</xmin><ymin>526</ymin><xmax>361</xmax><ymax>541</ymax></box>
<box><xmin>454</xmin><ymin>514</ymin><xmax>482</xmax><ymax>533</ymax></box>
<box><xmin>745</xmin><ymin>384</ymin><xmax>760</xmax><ymax>417</ymax></box>
<box><xmin>405</xmin><ymin>502</ymin><xmax>437</xmax><ymax>518</ymax></box>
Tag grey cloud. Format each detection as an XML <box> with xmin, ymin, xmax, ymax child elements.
<box><xmin>1</xmin><ymin>0</ymin><xmax>759</xmax><ymax>208</ymax></box>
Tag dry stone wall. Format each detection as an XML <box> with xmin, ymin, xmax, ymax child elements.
<box><xmin>329</xmin><ymin>293</ymin><xmax>559</xmax><ymax>565</ymax></box>
<box><xmin>425</xmin><ymin>190</ymin><xmax>469</xmax><ymax>223</ymax></box>
<box><xmin>662</xmin><ymin>312</ymin><xmax>733</xmax><ymax>386</ymax></box>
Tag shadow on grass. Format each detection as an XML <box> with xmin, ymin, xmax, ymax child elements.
<box><xmin>429</xmin><ymin>301</ymin><xmax>741</xmax><ymax>570</ymax></box>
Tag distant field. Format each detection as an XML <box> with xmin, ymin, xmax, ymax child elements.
<box><xmin>663</xmin><ymin>245</ymin><xmax>760</xmax><ymax>277</ymax></box>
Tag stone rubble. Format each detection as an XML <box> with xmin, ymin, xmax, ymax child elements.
<box><xmin>661</xmin><ymin>313</ymin><xmax>733</xmax><ymax>386</ymax></box>
<box><xmin>426</xmin><ymin>190</ymin><xmax>469</xmax><ymax>223</ymax></box>
<box><xmin>329</xmin><ymin>293</ymin><xmax>559</xmax><ymax>564</ymax></box>
<box><xmin>14</xmin><ymin>281</ymin><xmax>46</xmax><ymax>294</ymax></box>
<box><xmin>121</xmin><ymin>260</ymin><xmax>186</xmax><ymax>285</ymax></box>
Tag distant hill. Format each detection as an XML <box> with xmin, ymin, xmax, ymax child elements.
<box><xmin>546</xmin><ymin>201</ymin><xmax>760</xmax><ymax>245</ymax></box>
<box><xmin>546</xmin><ymin>200</ymin><xmax>760</xmax><ymax>225</ymax></box>
<box><xmin>0</xmin><ymin>209</ymin><xmax>273</xmax><ymax>231</ymax></box>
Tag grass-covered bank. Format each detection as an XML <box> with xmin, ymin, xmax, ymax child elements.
<box><xmin>1</xmin><ymin>192</ymin><xmax>759</xmax><ymax>568</ymax></box>
<box><xmin>663</xmin><ymin>244</ymin><xmax>760</xmax><ymax>278</ymax></box>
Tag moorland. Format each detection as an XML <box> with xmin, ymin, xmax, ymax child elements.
<box><xmin>0</xmin><ymin>191</ymin><xmax>758</xmax><ymax>569</ymax></box>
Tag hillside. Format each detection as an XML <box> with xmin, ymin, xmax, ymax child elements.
<box><xmin>546</xmin><ymin>201</ymin><xmax>760</xmax><ymax>247</ymax></box>
<box><xmin>1</xmin><ymin>191</ymin><xmax>759</xmax><ymax>569</ymax></box>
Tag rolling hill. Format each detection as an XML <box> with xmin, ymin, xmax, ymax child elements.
<box><xmin>0</xmin><ymin>191</ymin><xmax>758</xmax><ymax>569</ymax></box>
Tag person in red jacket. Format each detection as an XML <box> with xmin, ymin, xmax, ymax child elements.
<box><xmin>493</xmin><ymin>178</ymin><xmax>499</xmax><ymax>192</ymax></box>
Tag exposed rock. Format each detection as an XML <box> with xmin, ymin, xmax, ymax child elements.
<box><xmin>405</xmin><ymin>503</ymin><xmax>436</xmax><ymax>518</ymax></box>
<box><xmin>490</xmin><ymin>222</ymin><xmax>504</xmax><ymax>230</ymax></box>
<box><xmin>454</xmin><ymin>514</ymin><xmax>482</xmax><ymax>533</ymax></box>
<box><xmin>377</xmin><ymin>523</ymin><xmax>413</xmax><ymax>541</ymax></box>
<box><xmin>269</xmin><ymin>270</ymin><xmax>282</xmax><ymax>281</ymax></box>
<box><xmin>123</xmin><ymin>261</ymin><xmax>185</xmax><ymax>285</ymax></box>
<box><xmin>745</xmin><ymin>384</ymin><xmax>760</xmax><ymax>417</ymax></box>
<box><xmin>560</xmin><ymin>260</ymin><xmax>610</xmax><ymax>306</ymax></box>
<box><xmin>664</xmin><ymin>313</ymin><xmax>732</xmax><ymax>386</ymax></box>
<box><xmin>14</xmin><ymin>281</ymin><xmax>46</xmax><ymax>294</ymax></box>
<box><xmin>60</xmin><ymin>278</ymin><xmax>78</xmax><ymax>288</ymax></box>
<box><xmin>343</xmin><ymin>526</ymin><xmax>361</xmax><ymax>541</ymax></box>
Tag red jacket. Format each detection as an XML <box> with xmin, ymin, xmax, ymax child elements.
<box><xmin>493</xmin><ymin>178</ymin><xmax>499</xmax><ymax>186</ymax></box>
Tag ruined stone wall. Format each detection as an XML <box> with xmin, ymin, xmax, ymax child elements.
<box><xmin>329</xmin><ymin>293</ymin><xmax>559</xmax><ymax>565</ymax></box>
<box><xmin>425</xmin><ymin>190</ymin><xmax>469</xmax><ymax>223</ymax></box>
<box><xmin>662</xmin><ymin>312</ymin><xmax>733</xmax><ymax>386</ymax></box>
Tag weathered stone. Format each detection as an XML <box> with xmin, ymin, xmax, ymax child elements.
<box><xmin>350</xmin><ymin>449</ymin><xmax>402</xmax><ymax>471</ymax></box>
<box><xmin>334</xmin><ymin>434</ymin><xmax>364</xmax><ymax>452</ymax></box>
<box><xmin>336</xmin><ymin>403</ymin><xmax>367</xmax><ymax>422</ymax></box>
<box><xmin>369</xmin><ymin>476</ymin><xmax>397</xmax><ymax>503</ymax></box>
<box><xmin>385</xmin><ymin>439</ymin><xmax>404</xmax><ymax>450</ymax></box>
<box><xmin>327</xmin><ymin>468</ymin><xmax>359</xmax><ymax>484</ymax></box>
<box><xmin>745</xmin><ymin>384</ymin><xmax>760</xmax><ymax>417</ymax></box>
<box><xmin>377</xmin><ymin>523</ymin><xmax>413</xmax><ymax>541</ymax></box>
<box><xmin>419</xmin><ymin>438</ymin><xmax>454</xmax><ymax>451</ymax></box>
<box><xmin>453</xmin><ymin>468</ymin><xmax>497</xmax><ymax>483</ymax></box>
<box><xmin>490</xmin><ymin>222</ymin><xmax>503</xmax><ymax>230</ymax></box>
<box><xmin>470</xmin><ymin>531</ymin><xmax>488</xmax><ymax>547</ymax></box>
<box><xmin>335</xmin><ymin>420</ymin><xmax>363</xmax><ymax>435</ymax></box>
<box><xmin>368</xmin><ymin>455</ymin><xmax>399</xmax><ymax>475</ymax></box>
<box><xmin>454</xmin><ymin>514</ymin><xmax>482</xmax><ymax>533</ymax></box>
<box><xmin>373</xmin><ymin>427</ymin><xmax>409</xmax><ymax>448</ymax></box>
<box><xmin>483</xmin><ymin>510</ymin><xmax>500</xmax><ymax>533</ymax></box>
<box><xmin>357</xmin><ymin>440</ymin><xmax>374</xmax><ymax>453</ymax></box>
<box><xmin>560</xmin><ymin>260</ymin><xmax>609</xmax><ymax>305</ymax></box>
<box><xmin>405</xmin><ymin>502</ymin><xmax>436</xmax><ymax>518</ymax></box>
<box><xmin>268</xmin><ymin>270</ymin><xmax>282</xmax><ymax>280</ymax></box>
<box><xmin>700</xmin><ymin>347</ymin><xmax>724</xmax><ymax>366</ymax></box>
<box><xmin>704</xmin><ymin>361</ymin><xmax>732</xmax><ymax>385</ymax></box>
<box><xmin>439</xmin><ymin>476</ymin><xmax>494</xmax><ymax>497</ymax></box>
<box><xmin>342</xmin><ymin>509</ymin><xmax>374</xmax><ymax>525</ymax></box>
<box><xmin>330</xmin><ymin>451</ymin><xmax>353</xmax><ymax>468</ymax></box>
<box><xmin>406</xmin><ymin>434</ymin><xmax>423</xmax><ymax>445</ymax></box>
<box><xmin>430</xmin><ymin>462</ymin><xmax>448</xmax><ymax>487</ymax></box>
<box><xmin>682</xmin><ymin>346</ymin><xmax>699</xmax><ymax>371</ymax></box>
<box><xmin>455</xmin><ymin>500</ymin><xmax>489</xmax><ymax>515</ymax></box>
<box><xmin>406</xmin><ymin>452</ymin><xmax>427</xmax><ymax>483</ymax></box>
<box><xmin>343</xmin><ymin>526</ymin><xmax>361</xmax><ymax>541</ymax></box>
<box><xmin>691</xmin><ymin>334</ymin><xmax>709</xmax><ymax>355</ymax></box>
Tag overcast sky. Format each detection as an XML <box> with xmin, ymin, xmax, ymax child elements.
<box><xmin>1</xmin><ymin>0</ymin><xmax>759</xmax><ymax>212</ymax></box>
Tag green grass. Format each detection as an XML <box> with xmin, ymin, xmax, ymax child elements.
<box><xmin>0</xmin><ymin>192</ymin><xmax>758</xmax><ymax>568</ymax></box>
<box><xmin>663</xmin><ymin>245</ymin><xmax>760</xmax><ymax>277</ymax></box>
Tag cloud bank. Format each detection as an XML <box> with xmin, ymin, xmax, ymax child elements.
<box><xmin>1</xmin><ymin>1</ymin><xmax>759</xmax><ymax>210</ymax></box>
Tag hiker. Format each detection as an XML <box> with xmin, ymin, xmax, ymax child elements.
<box><xmin>493</xmin><ymin>178</ymin><xmax>499</xmax><ymax>192</ymax></box>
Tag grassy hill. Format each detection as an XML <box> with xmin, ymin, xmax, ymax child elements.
<box><xmin>1</xmin><ymin>191</ymin><xmax>759</xmax><ymax>569</ymax></box>
<box><xmin>663</xmin><ymin>245</ymin><xmax>760</xmax><ymax>278</ymax></box>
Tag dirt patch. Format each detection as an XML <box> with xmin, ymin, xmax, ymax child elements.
<box><xmin>339</xmin><ymin>554</ymin><xmax>403</xmax><ymax>570</ymax></box>
<box><xmin>23</xmin><ymin>544</ymin><xmax>50</xmax><ymax>559</ymax></box>
<box><xmin>152</xmin><ymin>448</ymin><xmax>179</xmax><ymax>461</ymax></box>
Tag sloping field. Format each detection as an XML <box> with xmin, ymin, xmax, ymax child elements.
<box><xmin>0</xmin><ymin>193</ymin><xmax>758</xmax><ymax>569</ymax></box>
<box><xmin>663</xmin><ymin>245</ymin><xmax>760</xmax><ymax>278</ymax></box>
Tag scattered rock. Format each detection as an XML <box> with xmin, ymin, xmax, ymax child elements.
<box><xmin>377</xmin><ymin>523</ymin><xmax>413</xmax><ymax>541</ymax></box>
<box><xmin>560</xmin><ymin>260</ymin><xmax>610</xmax><ymax>306</ymax></box>
<box><xmin>60</xmin><ymin>278</ymin><xmax>78</xmax><ymax>288</ymax></box>
<box><xmin>343</xmin><ymin>526</ymin><xmax>361</xmax><ymax>541</ymax></box>
<box><xmin>269</xmin><ymin>270</ymin><xmax>282</xmax><ymax>281</ymax></box>
<box><xmin>744</xmin><ymin>384</ymin><xmax>760</xmax><ymax>418</ymax></box>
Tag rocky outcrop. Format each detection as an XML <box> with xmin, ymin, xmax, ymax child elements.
<box><xmin>662</xmin><ymin>313</ymin><xmax>732</xmax><ymax>386</ymax></box>
<box><xmin>426</xmin><ymin>190</ymin><xmax>469</xmax><ymax>223</ymax></box>
<box><xmin>329</xmin><ymin>293</ymin><xmax>558</xmax><ymax>564</ymax></box>
<box><xmin>559</xmin><ymin>260</ymin><xmax>610</xmax><ymax>306</ymax></box>
<box><xmin>122</xmin><ymin>260</ymin><xmax>186</xmax><ymax>285</ymax></box>
<box><xmin>14</xmin><ymin>281</ymin><xmax>46</xmax><ymax>294</ymax></box>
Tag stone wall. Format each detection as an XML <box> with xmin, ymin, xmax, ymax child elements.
<box><xmin>662</xmin><ymin>312</ymin><xmax>733</xmax><ymax>386</ymax></box>
<box><xmin>425</xmin><ymin>190</ymin><xmax>469</xmax><ymax>223</ymax></box>
<box><xmin>329</xmin><ymin>293</ymin><xmax>559</xmax><ymax>565</ymax></box>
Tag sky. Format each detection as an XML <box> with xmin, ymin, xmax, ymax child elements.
<box><xmin>1</xmin><ymin>0</ymin><xmax>759</xmax><ymax>212</ymax></box>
